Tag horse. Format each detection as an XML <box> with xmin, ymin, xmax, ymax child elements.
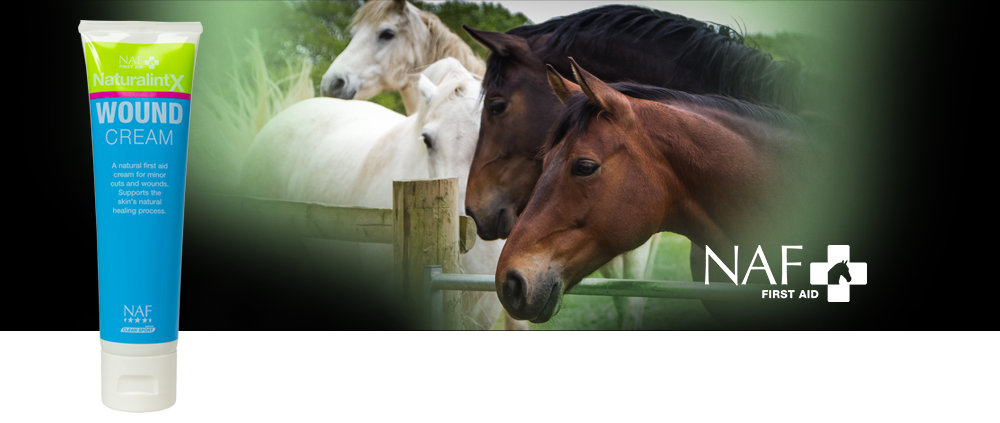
<box><xmin>493</xmin><ymin>58</ymin><xmax>816</xmax><ymax>325</ymax></box>
<box><xmin>320</xmin><ymin>0</ymin><xmax>485</xmax><ymax>116</ymax></box>
<box><xmin>315</xmin><ymin>0</ymin><xmax>529</xmax><ymax>329</ymax></box>
<box><xmin>462</xmin><ymin>5</ymin><xmax>805</xmax><ymax>328</ymax></box>
<box><xmin>241</xmin><ymin>58</ymin><xmax>506</xmax><ymax>330</ymax></box>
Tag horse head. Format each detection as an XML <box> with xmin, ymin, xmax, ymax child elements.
<box><xmin>321</xmin><ymin>0</ymin><xmax>483</xmax><ymax>116</ymax></box>
<box><xmin>415</xmin><ymin>58</ymin><xmax>483</xmax><ymax>206</ymax></box>
<box><xmin>462</xmin><ymin>25</ymin><xmax>559</xmax><ymax>241</ymax></box>
<box><xmin>321</xmin><ymin>0</ymin><xmax>427</xmax><ymax>101</ymax></box>
<box><xmin>495</xmin><ymin>59</ymin><xmax>666</xmax><ymax>323</ymax></box>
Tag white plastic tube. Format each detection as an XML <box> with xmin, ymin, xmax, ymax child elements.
<box><xmin>80</xmin><ymin>20</ymin><xmax>202</xmax><ymax>412</ymax></box>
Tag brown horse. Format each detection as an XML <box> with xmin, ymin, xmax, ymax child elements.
<box><xmin>465</xmin><ymin>6</ymin><xmax>808</xmax><ymax>328</ymax></box>
<box><xmin>463</xmin><ymin>5</ymin><xmax>805</xmax><ymax>242</ymax></box>
<box><xmin>495</xmin><ymin>59</ymin><xmax>816</xmax><ymax>323</ymax></box>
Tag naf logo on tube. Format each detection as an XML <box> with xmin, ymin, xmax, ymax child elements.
<box><xmin>119</xmin><ymin>54</ymin><xmax>160</xmax><ymax>70</ymax></box>
<box><xmin>122</xmin><ymin>304</ymin><xmax>156</xmax><ymax>333</ymax></box>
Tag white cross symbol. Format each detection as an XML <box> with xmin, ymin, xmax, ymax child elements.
<box><xmin>810</xmin><ymin>245</ymin><xmax>867</xmax><ymax>302</ymax></box>
<box><xmin>145</xmin><ymin>56</ymin><xmax>159</xmax><ymax>69</ymax></box>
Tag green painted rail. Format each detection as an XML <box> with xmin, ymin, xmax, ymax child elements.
<box><xmin>423</xmin><ymin>266</ymin><xmax>771</xmax><ymax>329</ymax></box>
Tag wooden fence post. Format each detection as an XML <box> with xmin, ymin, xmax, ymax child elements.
<box><xmin>393</xmin><ymin>178</ymin><xmax>461</xmax><ymax>330</ymax></box>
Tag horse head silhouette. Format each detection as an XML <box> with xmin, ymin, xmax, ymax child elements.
<box><xmin>828</xmin><ymin>260</ymin><xmax>852</xmax><ymax>285</ymax></box>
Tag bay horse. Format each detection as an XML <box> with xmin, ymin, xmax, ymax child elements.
<box><xmin>463</xmin><ymin>5</ymin><xmax>805</xmax><ymax>327</ymax></box>
<box><xmin>320</xmin><ymin>0</ymin><xmax>484</xmax><ymax>115</ymax></box>
<box><xmin>242</xmin><ymin>58</ymin><xmax>507</xmax><ymax>330</ymax></box>
<box><xmin>494</xmin><ymin>58</ymin><xmax>815</xmax><ymax>324</ymax></box>
<box><xmin>464</xmin><ymin>5</ymin><xmax>803</xmax><ymax>241</ymax></box>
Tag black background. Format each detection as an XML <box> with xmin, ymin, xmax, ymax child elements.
<box><xmin>6</xmin><ymin>2</ymin><xmax>991</xmax><ymax>331</ymax></box>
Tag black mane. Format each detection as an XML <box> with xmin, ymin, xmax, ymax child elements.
<box><xmin>486</xmin><ymin>5</ymin><xmax>803</xmax><ymax>111</ymax></box>
<box><xmin>510</xmin><ymin>5</ymin><xmax>739</xmax><ymax>55</ymax></box>
<box><xmin>544</xmin><ymin>81</ymin><xmax>806</xmax><ymax>155</ymax></box>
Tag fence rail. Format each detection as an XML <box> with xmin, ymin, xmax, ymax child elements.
<box><xmin>220</xmin><ymin>178</ymin><xmax>767</xmax><ymax>330</ymax></box>
<box><xmin>422</xmin><ymin>266</ymin><xmax>766</xmax><ymax>330</ymax></box>
<box><xmin>209</xmin><ymin>193</ymin><xmax>476</xmax><ymax>252</ymax></box>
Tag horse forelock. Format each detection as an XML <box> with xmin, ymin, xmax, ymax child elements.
<box><xmin>540</xmin><ymin>93</ymin><xmax>602</xmax><ymax>160</ymax></box>
<box><xmin>350</xmin><ymin>0</ymin><xmax>409</xmax><ymax>29</ymax></box>
<box><xmin>418</xmin><ymin>71</ymin><xmax>482</xmax><ymax>127</ymax></box>
<box><xmin>351</xmin><ymin>1</ymin><xmax>427</xmax><ymax>45</ymax></box>
<box><xmin>482</xmin><ymin>52</ymin><xmax>507</xmax><ymax>98</ymax></box>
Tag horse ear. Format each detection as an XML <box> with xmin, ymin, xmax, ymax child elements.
<box><xmin>418</xmin><ymin>74</ymin><xmax>437</xmax><ymax>107</ymax></box>
<box><xmin>463</xmin><ymin>25</ymin><xmax>516</xmax><ymax>57</ymax></box>
<box><xmin>568</xmin><ymin>57</ymin><xmax>632</xmax><ymax>118</ymax></box>
<box><xmin>546</xmin><ymin>64</ymin><xmax>580</xmax><ymax>106</ymax></box>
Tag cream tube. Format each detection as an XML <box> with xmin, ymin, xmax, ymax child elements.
<box><xmin>80</xmin><ymin>21</ymin><xmax>202</xmax><ymax>412</ymax></box>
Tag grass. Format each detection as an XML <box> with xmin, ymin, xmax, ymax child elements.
<box><xmin>492</xmin><ymin>232</ymin><xmax>720</xmax><ymax>330</ymax></box>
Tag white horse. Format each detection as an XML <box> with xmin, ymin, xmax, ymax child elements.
<box><xmin>313</xmin><ymin>0</ymin><xmax>520</xmax><ymax>328</ymax></box>
<box><xmin>320</xmin><ymin>0</ymin><xmax>485</xmax><ymax>116</ymax></box>
<box><xmin>242</xmin><ymin>58</ymin><xmax>505</xmax><ymax>330</ymax></box>
<box><xmin>253</xmin><ymin>0</ymin><xmax>659</xmax><ymax>329</ymax></box>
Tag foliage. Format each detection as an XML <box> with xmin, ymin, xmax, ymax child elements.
<box><xmin>746</xmin><ymin>31</ymin><xmax>832</xmax><ymax>75</ymax></box>
<box><xmin>261</xmin><ymin>1</ymin><xmax>359</xmax><ymax>93</ymax></box>
<box><xmin>259</xmin><ymin>0</ymin><xmax>529</xmax><ymax>114</ymax></box>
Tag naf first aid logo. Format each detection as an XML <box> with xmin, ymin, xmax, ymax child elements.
<box><xmin>119</xmin><ymin>55</ymin><xmax>160</xmax><ymax>70</ymax></box>
<box><xmin>705</xmin><ymin>244</ymin><xmax>868</xmax><ymax>302</ymax></box>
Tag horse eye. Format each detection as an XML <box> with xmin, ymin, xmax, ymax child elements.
<box><xmin>379</xmin><ymin>29</ymin><xmax>395</xmax><ymax>41</ymax></box>
<box><xmin>422</xmin><ymin>131</ymin><xmax>433</xmax><ymax>149</ymax></box>
<box><xmin>487</xmin><ymin>100</ymin><xmax>507</xmax><ymax>115</ymax></box>
<box><xmin>571</xmin><ymin>159</ymin><xmax>600</xmax><ymax>177</ymax></box>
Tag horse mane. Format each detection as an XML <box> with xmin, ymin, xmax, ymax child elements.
<box><xmin>352</xmin><ymin>1</ymin><xmax>485</xmax><ymax>77</ymax></box>
<box><xmin>419</xmin><ymin>10</ymin><xmax>486</xmax><ymax>76</ymax></box>
<box><xmin>487</xmin><ymin>5</ymin><xmax>802</xmax><ymax>111</ymax></box>
<box><xmin>543</xmin><ymin>82</ymin><xmax>805</xmax><ymax>157</ymax></box>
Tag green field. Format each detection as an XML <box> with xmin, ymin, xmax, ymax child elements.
<box><xmin>492</xmin><ymin>232</ymin><xmax>721</xmax><ymax>330</ymax></box>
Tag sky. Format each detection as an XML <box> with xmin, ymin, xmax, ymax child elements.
<box><xmin>425</xmin><ymin>1</ymin><xmax>859</xmax><ymax>39</ymax></box>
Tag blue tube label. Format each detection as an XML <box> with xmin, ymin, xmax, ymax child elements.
<box><xmin>91</xmin><ymin>96</ymin><xmax>189</xmax><ymax>344</ymax></box>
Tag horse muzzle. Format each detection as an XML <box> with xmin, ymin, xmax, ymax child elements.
<box><xmin>497</xmin><ymin>268</ymin><xmax>563</xmax><ymax>323</ymax></box>
<box><xmin>320</xmin><ymin>73</ymin><xmax>357</xmax><ymax>99</ymax></box>
<box><xmin>466</xmin><ymin>204</ymin><xmax>518</xmax><ymax>241</ymax></box>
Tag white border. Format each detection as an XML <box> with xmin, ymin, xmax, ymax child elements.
<box><xmin>1</xmin><ymin>331</ymin><xmax>995</xmax><ymax>421</ymax></box>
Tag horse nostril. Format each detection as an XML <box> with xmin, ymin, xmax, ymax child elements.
<box><xmin>323</xmin><ymin>77</ymin><xmax>347</xmax><ymax>97</ymax></box>
<box><xmin>503</xmin><ymin>269</ymin><xmax>526</xmax><ymax>308</ymax></box>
